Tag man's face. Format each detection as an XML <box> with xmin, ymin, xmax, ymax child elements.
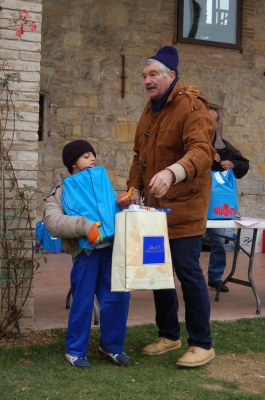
<box><xmin>142</xmin><ymin>62</ymin><xmax>175</xmax><ymax>102</ymax></box>
<box><xmin>209</xmin><ymin>109</ymin><xmax>220</xmax><ymax>131</ymax></box>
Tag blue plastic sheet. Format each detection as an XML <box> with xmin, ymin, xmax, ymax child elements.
<box><xmin>61</xmin><ymin>166</ymin><xmax>121</xmax><ymax>250</ymax></box>
<box><xmin>35</xmin><ymin>221</ymin><xmax>63</xmax><ymax>253</ymax></box>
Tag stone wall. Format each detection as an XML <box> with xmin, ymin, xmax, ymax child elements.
<box><xmin>0</xmin><ymin>0</ymin><xmax>42</xmax><ymax>330</ymax></box>
<box><xmin>39</xmin><ymin>0</ymin><xmax>265</xmax><ymax>219</ymax></box>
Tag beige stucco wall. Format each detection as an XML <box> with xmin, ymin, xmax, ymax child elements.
<box><xmin>38</xmin><ymin>0</ymin><xmax>265</xmax><ymax>219</ymax></box>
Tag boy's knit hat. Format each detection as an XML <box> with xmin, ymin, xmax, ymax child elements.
<box><xmin>150</xmin><ymin>46</ymin><xmax>179</xmax><ymax>74</ymax></box>
<box><xmin>62</xmin><ymin>140</ymin><xmax>96</xmax><ymax>173</ymax></box>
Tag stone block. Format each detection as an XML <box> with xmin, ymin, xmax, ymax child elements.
<box><xmin>114</xmin><ymin>175</ymin><xmax>128</xmax><ymax>189</ymax></box>
<box><xmin>11</xmin><ymin>161</ymin><xmax>38</xmax><ymax>171</ymax></box>
<box><xmin>1</xmin><ymin>39</ymin><xmax>41</xmax><ymax>52</ymax></box>
<box><xmin>17</xmin><ymin>152</ymin><xmax>38</xmax><ymax>162</ymax></box>
<box><xmin>16</xmin><ymin>170</ymin><xmax>38</xmax><ymax>180</ymax></box>
<box><xmin>73</xmin><ymin>95</ymin><xmax>89</xmax><ymax>107</ymax></box>
<box><xmin>42</xmin><ymin>155</ymin><xmax>66</xmax><ymax>169</ymax></box>
<box><xmin>24</xmin><ymin>297</ymin><xmax>34</xmax><ymax>308</ymax></box>
<box><xmin>63</xmin><ymin>32</ymin><xmax>83</xmax><ymax>48</ymax></box>
<box><xmin>17</xmin><ymin>111</ymin><xmax>39</xmax><ymax>122</ymax></box>
<box><xmin>20</xmin><ymin>52</ymin><xmax>41</xmax><ymax>62</ymax></box>
<box><xmin>13</xmin><ymin>91</ymin><xmax>40</xmax><ymax>101</ymax></box>
<box><xmin>89</xmin><ymin>95</ymin><xmax>98</xmax><ymax>108</ymax></box>
<box><xmin>16</xmin><ymin>180</ymin><xmax>37</xmax><ymax>189</ymax></box>
<box><xmin>102</xmin><ymin>5</ymin><xmax>128</xmax><ymax>27</ymax></box>
<box><xmin>117</xmin><ymin>121</ymin><xmax>136</xmax><ymax>142</ymax></box>
<box><xmin>14</xmin><ymin>121</ymin><xmax>39</xmax><ymax>132</ymax></box>
<box><xmin>11</xmin><ymin>142</ymin><xmax>38</xmax><ymax>152</ymax></box>
<box><xmin>253</xmin><ymin>100</ymin><xmax>265</xmax><ymax>117</ymax></box>
<box><xmin>21</xmin><ymin>31</ymin><xmax>41</xmax><ymax>42</ymax></box>
<box><xmin>10</xmin><ymin>80</ymin><xmax>40</xmax><ymax>92</ymax></box>
<box><xmin>0</xmin><ymin>49</ymin><xmax>19</xmax><ymax>60</ymax></box>
<box><xmin>7</xmin><ymin>60</ymin><xmax>40</xmax><ymax>72</ymax></box>
<box><xmin>258</xmin><ymin>165</ymin><xmax>265</xmax><ymax>176</ymax></box>
<box><xmin>56</xmin><ymin>108</ymin><xmax>82</xmax><ymax>124</ymax></box>
<box><xmin>2</xmin><ymin>0</ymin><xmax>42</xmax><ymax>12</ymax></box>
<box><xmin>19</xmin><ymin>132</ymin><xmax>39</xmax><ymax>141</ymax></box>
<box><xmin>43</xmin><ymin>7</ymin><xmax>67</xmax><ymax>16</ymax></box>
<box><xmin>72</xmin><ymin>125</ymin><xmax>82</xmax><ymax>136</ymax></box>
<box><xmin>76</xmin><ymin>80</ymin><xmax>96</xmax><ymax>92</ymax></box>
<box><xmin>16</xmin><ymin>317</ymin><xmax>33</xmax><ymax>330</ymax></box>
<box><xmin>106</xmin><ymin>169</ymin><xmax>115</xmax><ymax>182</ymax></box>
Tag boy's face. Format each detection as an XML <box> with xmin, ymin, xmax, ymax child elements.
<box><xmin>72</xmin><ymin>152</ymin><xmax>96</xmax><ymax>174</ymax></box>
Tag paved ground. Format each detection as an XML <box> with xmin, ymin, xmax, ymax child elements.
<box><xmin>33</xmin><ymin>250</ymin><xmax>265</xmax><ymax>332</ymax></box>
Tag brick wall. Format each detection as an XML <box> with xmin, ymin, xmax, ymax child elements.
<box><xmin>0</xmin><ymin>0</ymin><xmax>42</xmax><ymax>331</ymax></box>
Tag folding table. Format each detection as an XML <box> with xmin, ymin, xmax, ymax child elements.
<box><xmin>206</xmin><ymin>218</ymin><xmax>265</xmax><ymax>315</ymax></box>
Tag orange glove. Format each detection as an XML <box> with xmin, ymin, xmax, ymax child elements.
<box><xmin>87</xmin><ymin>222</ymin><xmax>103</xmax><ymax>246</ymax></box>
<box><xmin>117</xmin><ymin>187</ymin><xmax>134</xmax><ymax>206</ymax></box>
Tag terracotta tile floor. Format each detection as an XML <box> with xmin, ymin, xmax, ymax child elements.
<box><xmin>33</xmin><ymin>250</ymin><xmax>265</xmax><ymax>332</ymax></box>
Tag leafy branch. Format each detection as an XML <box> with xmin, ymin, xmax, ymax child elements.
<box><xmin>0</xmin><ymin>8</ymin><xmax>41</xmax><ymax>337</ymax></box>
<box><xmin>9</xmin><ymin>9</ymin><xmax>37</xmax><ymax>37</ymax></box>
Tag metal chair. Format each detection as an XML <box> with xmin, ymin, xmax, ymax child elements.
<box><xmin>65</xmin><ymin>288</ymin><xmax>99</xmax><ymax>325</ymax></box>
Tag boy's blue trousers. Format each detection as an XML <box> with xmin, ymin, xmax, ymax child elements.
<box><xmin>66</xmin><ymin>246</ymin><xmax>130</xmax><ymax>357</ymax></box>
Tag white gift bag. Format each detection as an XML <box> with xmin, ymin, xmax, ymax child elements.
<box><xmin>111</xmin><ymin>210</ymin><xmax>175</xmax><ymax>291</ymax></box>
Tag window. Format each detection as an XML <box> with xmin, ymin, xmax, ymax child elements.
<box><xmin>177</xmin><ymin>0</ymin><xmax>242</xmax><ymax>49</ymax></box>
<box><xmin>38</xmin><ymin>92</ymin><xmax>48</xmax><ymax>142</ymax></box>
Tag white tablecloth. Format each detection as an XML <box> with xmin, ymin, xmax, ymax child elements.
<box><xmin>206</xmin><ymin>217</ymin><xmax>265</xmax><ymax>229</ymax></box>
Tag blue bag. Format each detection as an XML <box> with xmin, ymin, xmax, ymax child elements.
<box><xmin>35</xmin><ymin>221</ymin><xmax>63</xmax><ymax>253</ymax></box>
<box><xmin>207</xmin><ymin>170</ymin><xmax>238</xmax><ymax>219</ymax></box>
<box><xmin>61</xmin><ymin>166</ymin><xmax>121</xmax><ymax>250</ymax></box>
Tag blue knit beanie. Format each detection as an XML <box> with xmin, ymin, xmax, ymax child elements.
<box><xmin>150</xmin><ymin>46</ymin><xmax>179</xmax><ymax>75</ymax></box>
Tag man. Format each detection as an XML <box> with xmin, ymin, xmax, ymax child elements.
<box><xmin>207</xmin><ymin>108</ymin><xmax>249</xmax><ymax>292</ymax></box>
<box><xmin>127</xmin><ymin>46</ymin><xmax>216</xmax><ymax>367</ymax></box>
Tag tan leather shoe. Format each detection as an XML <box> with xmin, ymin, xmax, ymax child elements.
<box><xmin>176</xmin><ymin>346</ymin><xmax>215</xmax><ymax>367</ymax></box>
<box><xmin>142</xmin><ymin>338</ymin><xmax>181</xmax><ymax>355</ymax></box>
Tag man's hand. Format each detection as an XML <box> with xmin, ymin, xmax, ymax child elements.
<box><xmin>214</xmin><ymin>153</ymin><xmax>221</xmax><ymax>163</ymax></box>
<box><xmin>220</xmin><ymin>160</ymin><xmax>234</xmax><ymax>170</ymax></box>
<box><xmin>149</xmin><ymin>170</ymin><xmax>174</xmax><ymax>198</ymax></box>
<box><xmin>130</xmin><ymin>189</ymin><xmax>141</xmax><ymax>205</ymax></box>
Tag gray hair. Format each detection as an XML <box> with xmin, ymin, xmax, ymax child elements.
<box><xmin>144</xmin><ymin>58</ymin><xmax>171</xmax><ymax>78</ymax></box>
<box><xmin>209</xmin><ymin>106</ymin><xmax>221</xmax><ymax>123</ymax></box>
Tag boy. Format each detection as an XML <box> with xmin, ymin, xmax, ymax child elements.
<box><xmin>44</xmin><ymin>140</ymin><xmax>130</xmax><ymax>368</ymax></box>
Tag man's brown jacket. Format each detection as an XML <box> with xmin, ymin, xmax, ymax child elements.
<box><xmin>127</xmin><ymin>81</ymin><xmax>216</xmax><ymax>239</ymax></box>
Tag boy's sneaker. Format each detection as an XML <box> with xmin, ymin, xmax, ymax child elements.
<box><xmin>97</xmin><ymin>346</ymin><xmax>130</xmax><ymax>366</ymax></box>
<box><xmin>65</xmin><ymin>353</ymin><xmax>90</xmax><ymax>368</ymax></box>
